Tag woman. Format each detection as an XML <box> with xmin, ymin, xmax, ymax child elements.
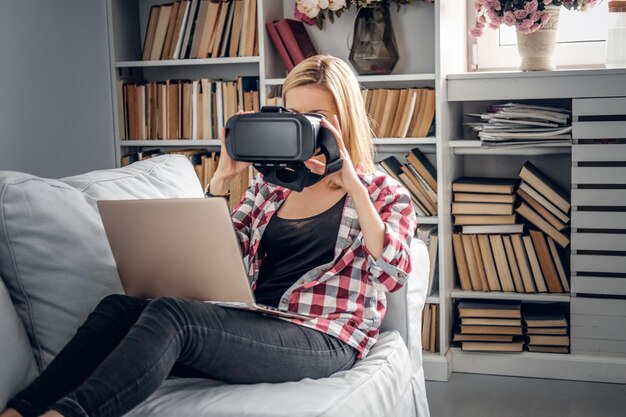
<box><xmin>1</xmin><ymin>54</ymin><xmax>416</xmax><ymax>417</ymax></box>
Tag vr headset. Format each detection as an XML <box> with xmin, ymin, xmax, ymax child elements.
<box><xmin>225</xmin><ymin>106</ymin><xmax>343</xmax><ymax>191</ymax></box>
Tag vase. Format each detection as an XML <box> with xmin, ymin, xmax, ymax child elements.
<box><xmin>515</xmin><ymin>5</ymin><xmax>561</xmax><ymax>71</ymax></box>
<box><xmin>348</xmin><ymin>4</ymin><xmax>399</xmax><ymax>75</ymax></box>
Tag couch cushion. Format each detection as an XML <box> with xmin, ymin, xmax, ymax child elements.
<box><xmin>0</xmin><ymin>278</ymin><xmax>38</xmax><ymax>409</ymax></box>
<box><xmin>0</xmin><ymin>155</ymin><xmax>203</xmax><ymax>370</ymax></box>
<box><xmin>127</xmin><ymin>331</ymin><xmax>412</xmax><ymax>417</ymax></box>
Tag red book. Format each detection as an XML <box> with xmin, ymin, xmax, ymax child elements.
<box><xmin>273</xmin><ymin>19</ymin><xmax>318</xmax><ymax>65</ymax></box>
<box><xmin>265</xmin><ymin>21</ymin><xmax>295</xmax><ymax>72</ymax></box>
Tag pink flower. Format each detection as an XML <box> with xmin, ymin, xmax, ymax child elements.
<box><xmin>503</xmin><ymin>11</ymin><xmax>516</xmax><ymax>26</ymax></box>
<box><xmin>295</xmin><ymin>0</ymin><xmax>320</xmax><ymax>20</ymax></box>
<box><xmin>529</xmin><ymin>23</ymin><xmax>542</xmax><ymax>33</ymax></box>
<box><xmin>530</xmin><ymin>11</ymin><xmax>542</xmax><ymax>22</ymax></box>
<box><xmin>490</xmin><ymin>17</ymin><xmax>503</xmax><ymax>26</ymax></box>
<box><xmin>544</xmin><ymin>0</ymin><xmax>553</xmax><ymax>5</ymax></box>
<box><xmin>294</xmin><ymin>7</ymin><xmax>316</xmax><ymax>25</ymax></box>
<box><xmin>469</xmin><ymin>26</ymin><xmax>484</xmax><ymax>38</ymax></box>
<box><xmin>473</xmin><ymin>1</ymin><xmax>482</xmax><ymax>12</ymax></box>
<box><xmin>519</xmin><ymin>19</ymin><xmax>534</xmax><ymax>30</ymax></box>
<box><xmin>541</xmin><ymin>13</ymin><xmax>552</xmax><ymax>25</ymax></box>
<box><xmin>486</xmin><ymin>10</ymin><xmax>499</xmax><ymax>21</ymax></box>
<box><xmin>514</xmin><ymin>9</ymin><xmax>528</xmax><ymax>20</ymax></box>
<box><xmin>525</xmin><ymin>0</ymin><xmax>539</xmax><ymax>14</ymax></box>
<box><xmin>478</xmin><ymin>14</ymin><xmax>487</xmax><ymax>24</ymax></box>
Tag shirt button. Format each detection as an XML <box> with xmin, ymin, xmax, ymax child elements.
<box><xmin>299</xmin><ymin>279</ymin><xmax>306</xmax><ymax>285</ymax></box>
<box><xmin>281</xmin><ymin>298</ymin><xmax>288</xmax><ymax>304</ymax></box>
<box><xmin>321</xmin><ymin>267</ymin><xmax>328</xmax><ymax>272</ymax></box>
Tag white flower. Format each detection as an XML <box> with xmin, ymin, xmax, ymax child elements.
<box><xmin>297</xmin><ymin>0</ymin><xmax>321</xmax><ymax>18</ymax></box>
<box><xmin>319</xmin><ymin>0</ymin><xmax>329</xmax><ymax>9</ymax></box>
<box><xmin>328</xmin><ymin>0</ymin><xmax>346</xmax><ymax>11</ymax></box>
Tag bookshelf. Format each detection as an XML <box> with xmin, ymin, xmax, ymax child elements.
<box><xmin>106</xmin><ymin>1</ymin><xmax>626</xmax><ymax>383</ymax></box>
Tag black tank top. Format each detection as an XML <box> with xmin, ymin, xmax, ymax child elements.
<box><xmin>253</xmin><ymin>194</ymin><xmax>347</xmax><ymax>308</ymax></box>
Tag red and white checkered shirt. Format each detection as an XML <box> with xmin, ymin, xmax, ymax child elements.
<box><xmin>230</xmin><ymin>169</ymin><xmax>417</xmax><ymax>358</ymax></box>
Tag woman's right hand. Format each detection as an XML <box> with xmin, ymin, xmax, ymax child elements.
<box><xmin>209</xmin><ymin>118</ymin><xmax>252</xmax><ymax>194</ymax></box>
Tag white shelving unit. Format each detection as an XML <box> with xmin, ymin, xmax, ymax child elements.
<box><xmin>106</xmin><ymin>0</ymin><xmax>626</xmax><ymax>384</ymax></box>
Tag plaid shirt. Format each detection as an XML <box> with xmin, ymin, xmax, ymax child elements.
<box><xmin>231</xmin><ymin>170</ymin><xmax>417</xmax><ymax>358</ymax></box>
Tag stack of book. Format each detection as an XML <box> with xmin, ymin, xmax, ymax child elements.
<box><xmin>119</xmin><ymin>76</ymin><xmax>259</xmax><ymax>140</ymax></box>
<box><xmin>516</xmin><ymin>161</ymin><xmax>570</xmax><ymax>248</ymax></box>
<box><xmin>422</xmin><ymin>303</ymin><xmax>439</xmax><ymax>353</ymax></box>
<box><xmin>121</xmin><ymin>149</ymin><xmax>250</xmax><ymax>211</ymax></box>
<box><xmin>524</xmin><ymin>304</ymin><xmax>570</xmax><ymax>353</ymax></box>
<box><xmin>454</xmin><ymin>300</ymin><xmax>524</xmax><ymax>352</ymax></box>
<box><xmin>265</xmin><ymin>19</ymin><xmax>317</xmax><ymax>73</ymax></box>
<box><xmin>464</xmin><ymin>103</ymin><xmax>572</xmax><ymax>148</ymax></box>
<box><xmin>362</xmin><ymin>88</ymin><xmax>436</xmax><ymax>138</ymax></box>
<box><xmin>452</xmin><ymin>177</ymin><xmax>518</xmax><ymax>227</ymax></box>
<box><xmin>142</xmin><ymin>0</ymin><xmax>258</xmax><ymax>61</ymax></box>
<box><xmin>378</xmin><ymin>148</ymin><xmax>438</xmax><ymax>217</ymax></box>
<box><xmin>417</xmin><ymin>225</ymin><xmax>438</xmax><ymax>297</ymax></box>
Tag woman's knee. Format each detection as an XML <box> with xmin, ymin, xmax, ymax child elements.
<box><xmin>94</xmin><ymin>293</ymin><xmax>147</xmax><ymax>317</ymax></box>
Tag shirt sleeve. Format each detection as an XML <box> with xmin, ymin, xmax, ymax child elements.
<box><xmin>361</xmin><ymin>182</ymin><xmax>417</xmax><ymax>293</ymax></box>
<box><xmin>230</xmin><ymin>173</ymin><xmax>264</xmax><ymax>256</ymax></box>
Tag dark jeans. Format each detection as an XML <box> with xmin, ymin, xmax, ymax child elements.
<box><xmin>8</xmin><ymin>294</ymin><xmax>357</xmax><ymax>417</ymax></box>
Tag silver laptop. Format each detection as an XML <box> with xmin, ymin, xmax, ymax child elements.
<box><xmin>97</xmin><ymin>198</ymin><xmax>313</xmax><ymax>320</ymax></box>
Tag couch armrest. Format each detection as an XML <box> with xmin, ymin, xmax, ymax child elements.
<box><xmin>0</xmin><ymin>278</ymin><xmax>37</xmax><ymax>409</ymax></box>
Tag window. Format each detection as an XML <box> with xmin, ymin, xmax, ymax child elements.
<box><xmin>470</xmin><ymin>2</ymin><xmax>609</xmax><ymax>71</ymax></box>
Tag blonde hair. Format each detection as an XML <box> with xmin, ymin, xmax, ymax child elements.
<box><xmin>282</xmin><ymin>55</ymin><xmax>376</xmax><ymax>176</ymax></box>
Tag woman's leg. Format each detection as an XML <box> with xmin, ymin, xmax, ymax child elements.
<box><xmin>4</xmin><ymin>294</ymin><xmax>149</xmax><ymax>417</ymax></box>
<box><xmin>49</xmin><ymin>297</ymin><xmax>358</xmax><ymax>417</ymax></box>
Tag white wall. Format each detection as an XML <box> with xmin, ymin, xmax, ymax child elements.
<box><xmin>0</xmin><ymin>0</ymin><xmax>115</xmax><ymax>178</ymax></box>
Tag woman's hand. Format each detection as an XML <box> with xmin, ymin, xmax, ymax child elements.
<box><xmin>304</xmin><ymin>114</ymin><xmax>363</xmax><ymax>196</ymax></box>
<box><xmin>209</xmin><ymin>112</ymin><xmax>252</xmax><ymax>194</ymax></box>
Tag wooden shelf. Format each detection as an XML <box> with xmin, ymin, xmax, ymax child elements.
<box><xmin>120</xmin><ymin>140</ymin><xmax>220</xmax><ymax>147</ymax></box>
<box><xmin>115</xmin><ymin>57</ymin><xmax>260</xmax><ymax>68</ymax></box>
<box><xmin>451</xmin><ymin>286</ymin><xmax>571</xmax><ymax>303</ymax></box>
<box><xmin>449</xmin><ymin>140</ymin><xmax>572</xmax><ymax>155</ymax></box>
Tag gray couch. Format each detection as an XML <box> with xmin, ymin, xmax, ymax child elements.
<box><xmin>0</xmin><ymin>155</ymin><xmax>430</xmax><ymax>417</ymax></box>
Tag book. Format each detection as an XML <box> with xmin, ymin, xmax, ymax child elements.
<box><xmin>519</xmin><ymin>161</ymin><xmax>570</xmax><ymax>214</ymax></box>
<box><xmin>219</xmin><ymin>0</ymin><xmax>236</xmax><ymax>57</ymax></box>
<box><xmin>142</xmin><ymin>6</ymin><xmax>160</xmax><ymax>60</ymax></box>
<box><xmin>397</xmin><ymin>89</ymin><xmax>418</xmax><ymax>138</ymax></box>
<box><xmin>454</xmin><ymin>215</ymin><xmax>517</xmax><ymax>225</ymax></box>
<box><xmin>458</xmin><ymin>300</ymin><xmax>521</xmax><ymax>319</ymax></box>
<box><xmin>530</xmin><ymin>229</ymin><xmax>564</xmax><ymax>293</ymax></box>
<box><xmin>399</xmin><ymin>172</ymin><xmax>436</xmax><ymax>215</ymax></box>
<box><xmin>427</xmin><ymin>232</ymin><xmax>439</xmax><ymax>296</ymax></box>
<box><xmin>477</xmin><ymin>234</ymin><xmax>501</xmax><ymax>291</ymax></box>
<box><xmin>406</xmin><ymin>148</ymin><xmax>437</xmax><ymax>192</ymax></box>
<box><xmin>523</xmin><ymin>234</ymin><xmax>548</xmax><ymax>292</ymax></box>
<box><xmin>179</xmin><ymin>0</ymin><xmax>200</xmax><ymax>59</ymax></box>
<box><xmin>526</xmin><ymin>327</ymin><xmax>568</xmax><ymax>335</ymax></box>
<box><xmin>170</xmin><ymin>0</ymin><xmax>191</xmax><ymax>59</ymax></box>
<box><xmin>150</xmin><ymin>4</ymin><xmax>173</xmax><ymax>60</ymax></box>
<box><xmin>452</xmin><ymin>177</ymin><xmax>518</xmax><ymax>194</ymax></box>
<box><xmin>422</xmin><ymin>301</ymin><xmax>431</xmax><ymax>350</ymax></box>
<box><xmin>511</xmin><ymin>234</ymin><xmax>536</xmax><ymax>293</ymax></box>
<box><xmin>210</xmin><ymin>0</ymin><xmax>231</xmax><ymax>57</ymax></box>
<box><xmin>452</xmin><ymin>233</ymin><xmax>472</xmax><ymax>291</ymax></box>
<box><xmin>527</xmin><ymin>345</ymin><xmax>569</xmax><ymax>353</ymax></box>
<box><xmin>461</xmin><ymin>234</ymin><xmax>483</xmax><ymax>292</ymax></box>
<box><xmin>547</xmin><ymin>236</ymin><xmax>570</xmax><ymax>292</ymax></box>
<box><xmin>461</xmin><ymin>341</ymin><xmax>524</xmax><ymax>352</ymax></box>
<box><xmin>161</xmin><ymin>1</ymin><xmax>181</xmax><ymax>60</ymax></box>
<box><xmin>461</xmin><ymin>224</ymin><xmax>524</xmax><ymax>234</ymax></box>
<box><xmin>228</xmin><ymin>0</ymin><xmax>245</xmax><ymax>56</ymax></box>
<box><xmin>517</xmin><ymin>187</ymin><xmax>567</xmax><ymax>231</ymax></box>
<box><xmin>460</xmin><ymin>325</ymin><xmax>523</xmax><ymax>335</ymax></box>
<box><xmin>518</xmin><ymin>182</ymin><xmax>569</xmax><ymax>224</ymax></box>
<box><xmin>453</xmin><ymin>333</ymin><xmax>514</xmax><ymax>342</ymax></box>
<box><xmin>471</xmin><ymin>234</ymin><xmax>490</xmax><ymax>292</ymax></box>
<box><xmin>378</xmin><ymin>156</ymin><xmax>404</xmax><ymax>184</ymax></box>
<box><xmin>452</xmin><ymin>202</ymin><xmax>514</xmax><ymax>215</ymax></box>
<box><xmin>516</xmin><ymin>202</ymin><xmax>570</xmax><ymax>248</ymax></box>
<box><xmin>430</xmin><ymin>304</ymin><xmax>438</xmax><ymax>352</ymax></box>
<box><xmin>461</xmin><ymin>318</ymin><xmax>522</xmax><ymax>326</ymax></box>
<box><xmin>527</xmin><ymin>335</ymin><xmax>570</xmax><ymax>346</ymax></box>
<box><xmin>502</xmin><ymin>235</ymin><xmax>525</xmax><ymax>293</ymax></box>
<box><xmin>454</xmin><ymin>193</ymin><xmax>516</xmax><ymax>204</ymax></box>
<box><xmin>274</xmin><ymin>19</ymin><xmax>317</xmax><ymax>65</ymax></box>
<box><xmin>413</xmin><ymin>88</ymin><xmax>436</xmax><ymax>137</ymax></box>
<box><xmin>490</xmin><ymin>234</ymin><xmax>516</xmax><ymax>292</ymax></box>
<box><xmin>379</xmin><ymin>89</ymin><xmax>401</xmax><ymax>137</ymax></box>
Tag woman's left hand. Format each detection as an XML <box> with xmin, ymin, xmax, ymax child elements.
<box><xmin>304</xmin><ymin>114</ymin><xmax>364</xmax><ymax>195</ymax></box>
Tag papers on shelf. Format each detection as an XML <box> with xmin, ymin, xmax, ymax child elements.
<box><xmin>464</xmin><ymin>103</ymin><xmax>572</xmax><ymax>148</ymax></box>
